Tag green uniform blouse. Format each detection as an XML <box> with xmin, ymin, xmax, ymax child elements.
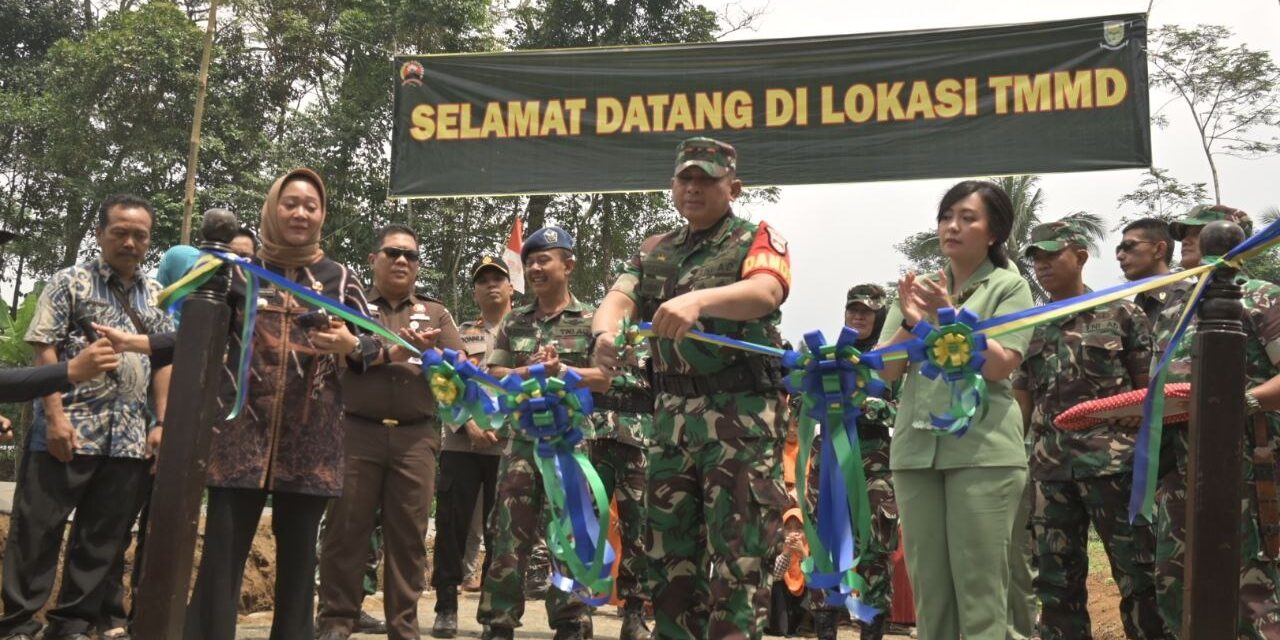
<box><xmin>879</xmin><ymin>259</ymin><xmax>1035</xmax><ymax>471</ymax></box>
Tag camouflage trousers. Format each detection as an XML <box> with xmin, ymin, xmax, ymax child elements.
<box><xmin>588</xmin><ymin>437</ymin><xmax>649</xmax><ymax>604</ymax></box>
<box><xmin>477</xmin><ymin>438</ymin><xmax>589</xmax><ymax>630</ymax></box>
<box><xmin>1155</xmin><ymin>429</ymin><xmax>1280</xmax><ymax>639</ymax></box>
<box><xmin>804</xmin><ymin>435</ymin><xmax>897</xmax><ymax>615</ymax></box>
<box><xmin>1030</xmin><ymin>475</ymin><xmax>1169</xmax><ymax>639</ymax></box>
<box><xmin>647</xmin><ymin>436</ymin><xmax>788</xmax><ymax>640</ymax></box>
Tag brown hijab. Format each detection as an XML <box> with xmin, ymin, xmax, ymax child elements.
<box><xmin>257</xmin><ymin>167</ymin><xmax>327</xmax><ymax>267</ymax></box>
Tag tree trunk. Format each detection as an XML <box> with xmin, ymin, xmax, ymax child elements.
<box><xmin>1206</xmin><ymin>148</ymin><xmax>1222</xmax><ymax>204</ymax></box>
<box><xmin>525</xmin><ymin>195</ymin><xmax>551</xmax><ymax>231</ymax></box>
<box><xmin>9</xmin><ymin>252</ymin><xmax>23</xmax><ymax>318</ymax></box>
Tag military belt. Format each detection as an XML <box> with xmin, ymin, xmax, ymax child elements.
<box><xmin>591</xmin><ymin>392</ymin><xmax>655</xmax><ymax>414</ymax></box>
<box><xmin>345</xmin><ymin>413</ymin><xmax>436</xmax><ymax>429</ymax></box>
<box><xmin>653</xmin><ymin>364</ymin><xmax>781</xmax><ymax>398</ymax></box>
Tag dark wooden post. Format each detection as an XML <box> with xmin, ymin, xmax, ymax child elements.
<box><xmin>1183</xmin><ymin>219</ymin><xmax>1248</xmax><ymax>637</ymax></box>
<box><xmin>132</xmin><ymin>210</ymin><xmax>238</xmax><ymax>639</ymax></box>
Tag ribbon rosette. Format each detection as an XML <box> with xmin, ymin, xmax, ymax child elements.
<box><xmin>904</xmin><ymin>307</ymin><xmax>988</xmax><ymax>436</ymax></box>
<box><xmin>498</xmin><ymin>365</ymin><xmax>616</xmax><ymax>604</ymax></box>
<box><xmin>781</xmin><ymin>327</ymin><xmax>885</xmax><ymax>622</ymax></box>
<box><xmin>422</xmin><ymin>348</ymin><xmax>498</xmax><ymax>429</ymax></box>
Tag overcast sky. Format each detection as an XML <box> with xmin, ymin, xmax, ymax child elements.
<box><xmin>698</xmin><ymin>0</ymin><xmax>1280</xmax><ymax>341</ymax></box>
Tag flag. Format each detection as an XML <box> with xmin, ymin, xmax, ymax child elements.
<box><xmin>503</xmin><ymin>215</ymin><xmax>525</xmax><ymax>293</ymax></box>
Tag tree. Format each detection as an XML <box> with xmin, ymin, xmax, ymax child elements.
<box><xmin>1149</xmin><ymin>25</ymin><xmax>1280</xmax><ymax>203</ymax></box>
<box><xmin>894</xmin><ymin>175</ymin><xmax>1107</xmax><ymax>301</ymax></box>
<box><xmin>1116</xmin><ymin>167</ymin><xmax>1209</xmax><ymax>226</ymax></box>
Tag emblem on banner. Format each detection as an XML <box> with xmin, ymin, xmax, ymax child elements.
<box><xmin>1102</xmin><ymin>21</ymin><xmax>1128</xmax><ymax>50</ymax></box>
<box><xmin>400</xmin><ymin>60</ymin><xmax>425</xmax><ymax>87</ymax></box>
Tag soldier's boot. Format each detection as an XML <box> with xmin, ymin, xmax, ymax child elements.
<box><xmin>859</xmin><ymin>614</ymin><xmax>886</xmax><ymax>640</ymax></box>
<box><xmin>619</xmin><ymin>599</ymin><xmax>649</xmax><ymax>640</ymax></box>
<box><xmin>480</xmin><ymin>625</ymin><xmax>513</xmax><ymax>640</ymax></box>
<box><xmin>814</xmin><ymin>610</ymin><xmax>839</xmax><ymax>640</ymax></box>
<box><xmin>552</xmin><ymin>619</ymin><xmax>588</xmax><ymax>640</ymax></box>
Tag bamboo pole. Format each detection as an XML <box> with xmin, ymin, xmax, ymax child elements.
<box><xmin>179</xmin><ymin>0</ymin><xmax>219</xmax><ymax>245</ymax></box>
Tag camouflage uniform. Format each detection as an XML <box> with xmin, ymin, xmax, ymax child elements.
<box><xmin>610</xmin><ymin>200</ymin><xmax>791</xmax><ymax>639</ymax></box>
<box><xmin>588</xmin><ymin>341</ymin><xmax>653</xmax><ymax>607</ymax></box>
<box><xmin>477</xmin><ymin>296</ymin><xmax>599</xmax><ymax>631</ymax></box>
<box><xmin>1152</xmin><ymin>206</ymin><xmax>1280</xmax><ymax>639</ymax></box>
<box><xmin>1016</xmin><ymin>223</ymin><xmax>1169</xmax><ymax>640</ymax></box>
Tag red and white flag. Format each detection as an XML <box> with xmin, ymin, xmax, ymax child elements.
<box><xmin>503</xmin><ymin>215</ymin><xmax>525</xmax><ymax>293</ymax></box>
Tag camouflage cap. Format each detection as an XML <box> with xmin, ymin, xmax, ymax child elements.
<box><xmin>1170</xmin><ymin>204</ymin><xmax>1253</xmax><ymax>240</ymax></box>
<box><xmin>521</xmin><ymin>225</ymin><xmax>575</xmax><ymax>262</ymax></box>
<box><xmin>845</xmin><ymin>283</ymin><xmax>887</xmax><ymax>311</ymax></box>
<box><xmin>1024</xmin><ymin>220</ymin><xmax>1091</xmax><ymax>257</ymax></box>
<box><xmin>674</xmin><ymin>137</ymin><xmax>737</xmax><ymax>178</ymax></box>
<box><xmin>471</xmin><ymin>254</ymin><xmax>510</xmax><ymax>282</ymax></box>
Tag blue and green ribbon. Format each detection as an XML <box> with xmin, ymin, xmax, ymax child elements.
<box><xmin>782</xmin><ymin>327</ymin><xmax>884</xmax><ymax>621</ymax></box>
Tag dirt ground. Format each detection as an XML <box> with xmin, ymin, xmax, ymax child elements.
<box><xmin>0</xmin><ymin>513</ymin><xmax>1129</xmax><ymax>638</ymax></box>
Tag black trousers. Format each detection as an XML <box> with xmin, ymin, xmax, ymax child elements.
<box><xmin>183</xmin><ymin>487</ymin><xmax>328</xmax><ymax>640</ymax></box>
<box><xmin>98</xmin><ymin>479</ymin><xmax>152</xmax><ymax>630</ymax></box>
<box><xmin>431</xmin><ymin>450</ymin><xmax>500</xmax><ymax>613</ymax></box>
<box><xmin>0</xmin><ymin>453</ymin><xmax>149</xmax><ymax>637</ymax></box>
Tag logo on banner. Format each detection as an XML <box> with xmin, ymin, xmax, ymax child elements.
<box><xmin>400</xmin><ymin>60</ymin><xmax>425</xmax><ymax>86</ymax></box>
<box><xmin>1102</xmin><ymin>21</ymin><xmax>1128</xmax><ymax>50</ymax></box>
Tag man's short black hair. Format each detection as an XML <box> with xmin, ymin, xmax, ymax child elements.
<box><xmin>373</xmin><ymin>224</ymin><xmax>418</xmax><ymax>250</ymax></box>
<box><xmin>1122</xmin><ymin>218</ymin><xmax>1175</xmax><ymax>265</ymax></box>
<box><xmin>233</xmin><ymin>226</ymin><xmax>258</xmax><ymax>247</ymax></box>
<box><xmin>97</xmin><ymin>194</ymin><xmax>155</xmax><ymax>228</ymax></box>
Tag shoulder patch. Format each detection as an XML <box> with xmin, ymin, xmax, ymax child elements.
<box><xmin>763</xmin><ymin>222</ymin><xmax>787</xmax><ymax>255</ymax></box>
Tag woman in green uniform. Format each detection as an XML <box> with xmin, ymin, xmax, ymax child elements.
<box><xmin>876</xmin><ymin>180</ymin><xmax>1034</xmax><ymax>640</ymax></box>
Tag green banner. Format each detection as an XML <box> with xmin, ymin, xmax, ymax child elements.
<box><xmin>390</xmin><ymin>14</ymin><xmax>1150</xmax><ymax>198</ymax></box>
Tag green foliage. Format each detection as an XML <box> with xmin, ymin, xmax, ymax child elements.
<box><xmin>1149</xmin><ymin>25</ymin><xmax>1280</xmax><ymax>203</ymax></box>
<box><xmin>1116</xmin><ymin>167</ymin><xmax>1209</xmax><ymax>227</ymax></box>
<box><xmin>0</xmin><ymin>283</ymin><xmax>43</xmax><ymax>367</ymax></box>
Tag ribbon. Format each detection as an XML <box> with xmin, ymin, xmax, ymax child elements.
<box><xmin>161</xmin><ymin>253</ymin><xmax>619</xmax><ymax>598</ymax></box>
<box><xmin>782</xmin><ymin>327</ymin><xmax>884</xmax><ymax>621</ymax></box>
<box><xmin>901</xmin><ymin>307</ymin><xmax>988</xmax><ymax>436</ymax></box>
<box><xmin>159</xmin><ymin>250</ymin><xmax>507</xmax><ymax>423</ymax></box>
<box><xmin>498</xmin><ymin>365</ymin><xmax>616</xmax><ymax>602</ymax></box>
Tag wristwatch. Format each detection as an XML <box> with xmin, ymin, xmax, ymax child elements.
<box><xmin>1246</xmin><ymin>391</ymin><xmax>1263</xmax><ymax>415</ymax></box>
<box><xmin>348</xmin><ymin>338</ymin><xmax>364</xmax><ymax>358</ymax></box>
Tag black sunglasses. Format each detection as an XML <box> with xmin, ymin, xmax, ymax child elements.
<box><xmin>380</xmin><ymin>247</ymin><xmax>420</xmax><ymax>262</ymax></box>
<box><xmin>1115</xmin><ymin>240</ymin><xmax>1154</xmax><ymax>254</ymax></box>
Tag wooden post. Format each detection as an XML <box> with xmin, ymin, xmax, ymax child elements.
<box><xmin>1182</xmin><ymin>219</ymin><xmax>1248</xmax><ymax>637</ymax></box>
<box><xmin>132</xmin><ymin>210</ymin><xmax>238</xmax><ymax>639</ymax></box>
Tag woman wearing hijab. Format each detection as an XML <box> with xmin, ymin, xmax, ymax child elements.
<box><xmin>183</xmin><ymin>168</ymin><xmax>380</xmax><ymax>640</ymax></box>
<box><xmin>875</xmin><ymin>180</ymin><xmax>1034</xmax><ymax>640</ymax></box>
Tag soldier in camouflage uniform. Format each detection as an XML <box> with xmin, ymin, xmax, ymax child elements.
<box><xmin>1116</xmin><ymin>218</ymin><xmax>1190</xmax><ymax>327</ymax></box>
<box><xmin>593</xmin><ymin>137</ymin><xmax>792</xmax><ymax>639</ymax></box>
<box><xmin>1151</xmin><ymin>205</ymin><xmax>1280</xmax><ymax>639</ymax></box>
<box><xmin>477</xmin><ymin>226</ymin><xmax>613</xmax><ymax>640</ymax></box>
<box><xmin>805</xmin><ymin>284</ymin><xmax>899</xmax><ymax>640</ymax></box>
<box><xmin>589</xmin><ymin>340</ymin><xmax>653</xmax><ymax>639</ymax></box>
<box><xmin>1013</xmin><ymin>221</ymin><xmax>1171</xmax><ymax>640</ymax></box>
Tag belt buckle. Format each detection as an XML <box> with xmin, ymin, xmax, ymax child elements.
<box><xmin>382</xmin><ymin>418</ymin><xmax>399</xmax><ymax>428</ymax></box>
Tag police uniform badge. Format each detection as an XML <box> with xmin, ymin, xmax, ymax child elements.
<box><xmin>410</xmin><ymin>303</ymin><xmax>430</xmax><ymax>331</ymax></box>
<box><xmin>545</xmin><ymin>229</ymin><xmax>559</xmax><ymax>244</ymax></box>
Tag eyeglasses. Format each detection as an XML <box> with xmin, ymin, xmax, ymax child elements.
<box><xmin>1115</xmin><ymin>240</ymin><xmax>1154</xmax><ymax>254</ymax></box>
<box><xmin>380</xmin><ymin>247</ymin><xmax>420</xmax><ymax>262</ymax></box>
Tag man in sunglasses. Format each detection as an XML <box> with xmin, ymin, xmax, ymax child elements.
<box><xmin>317</xmin><ymin>224</ymin><xmax>467</xmax><ymax>640</ymax></box>
<box><xmin>1116</xmin><ymin>218</ymin><xmax>1188</xmax><ymax>326</ymax></box>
